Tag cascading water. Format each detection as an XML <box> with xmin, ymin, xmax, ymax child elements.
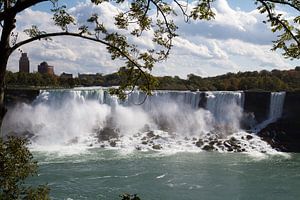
<box><xmin>2</xmin><ymin>87</ymin><xmax>281</xmax><ymax>155</ymax></box>
<box><xmin>204</xmin><ymin>91</ymin><xmax>244</xmax><ymax>132</ymax></box>
<box><xmin>253</xmin><ymin>92</ymin><xmax>286</xmax><ymax>132</ymax></box>
<box><xmin>268</xmin><ymin>92</ymin><xmax>286</xmax><ymax>122</ymax></box>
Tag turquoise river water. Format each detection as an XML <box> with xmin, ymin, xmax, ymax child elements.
<box><xmin>29</xmin><ymin>150</ymin><xmax>300</xmax><ymax>200</ymax></box>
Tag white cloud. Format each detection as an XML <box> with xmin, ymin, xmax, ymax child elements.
<box><xmin>173</xmin><ymin>37</ymin><xmax>212</xmax><ymax>58</ymax></box>
<box><xmin>7</xmin><ymin>0</ymin><xmax>300</xmax><ymax>78</ymax></box>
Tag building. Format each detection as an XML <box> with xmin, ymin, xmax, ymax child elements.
<box><xmin>19</xmin><ymin>53</ymin><xmax>30</xmax><ymax>73</ymax></box>
<box><xmin>38</xmin><ymin>61</ymin><xmax>54</xmax><ymax>75</ymax></box>
<box><xmin>60</xmin><ymin>72</ymin><xmax>73</xmax><ymax>79</ymax></box>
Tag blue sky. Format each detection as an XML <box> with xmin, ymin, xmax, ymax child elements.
<box><xmin>7</xmin><ymin>0</ymin><xmax>300</xmax><ymax>78</ymax></box>
<box><xmin>32</xmin><ymin>0</ymin><xmax>257</xmax><ymax>11</ymax></box>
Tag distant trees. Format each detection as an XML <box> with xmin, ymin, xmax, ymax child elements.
<box><xmin>5</xmin><ymin>67</ymin><xmax>300</xmax><ymax>92</ymax></box>
<box><xmin>5</xmin><ymin>72</ymin><xmax>59</xmax><ymax>87</ymax></box>
<box><xmin>181</xmin><ymin>67</ymin><xmax>298</xmax><ymax>91</ymax></box>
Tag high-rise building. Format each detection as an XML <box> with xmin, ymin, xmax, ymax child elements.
<box><xmin>19</xmin><ymin>53</ymin><xmax>30</xmax><ymax>73</ymax></box>
<box><xmin>38</xmin><ymin>61</ymin><xmax>54</xmax><ymax>75</ymax></box>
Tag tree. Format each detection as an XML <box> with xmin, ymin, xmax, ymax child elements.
<box><xmin>0</xmin><ymin>136</ymin><xmax>50</xmax><ymax>199</ymax></box>
<box><xmin>0</xmin><ymin>0</ymin><xmax>300</xmax><ymax>128</ymax></box>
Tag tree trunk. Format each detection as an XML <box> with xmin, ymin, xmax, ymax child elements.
<box><xmin>0</xmin><ymin>54</ymin><xmax>8</xmax><ymax>132</ymax></box>
<box><xmin>0</xmin><ymin>11</ymin><xmax>16</xmax><ymax>133</ymax></box>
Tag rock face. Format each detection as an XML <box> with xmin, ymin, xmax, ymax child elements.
<box><xmin>243</xmin><ymin>91</ymin><xmax>270</xmax><ymax>123</ymax></box>
<box><xmin>5</xmin><ymin>88</ymin><xmax>40</xmax><ymax>106</ymax></box>
<box><xmin>97</xmin><ymin>127</ymin><xmax>119</xmax><ymax>141</ymax></box>
<box><xmin>198</xmin><ymin>92</ymin><xmax>207</xmax><ymax>108</ymax></box>
<box><xmin>258</xmin><ymin>92</ymin><xmax>300</xmax><ymax>152</ymax></box>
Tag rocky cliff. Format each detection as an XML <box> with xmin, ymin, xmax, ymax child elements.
<box><xmin>258</xmin><ymin>92</ymin><xmax>300</xmax><ymax>152</ymax></box>
<box><xmin>5</xmin><ymin>88</ymin><xmax>40</xmax><ymax>106</ymax></box>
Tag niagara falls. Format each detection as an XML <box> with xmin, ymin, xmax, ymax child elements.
<box><xmin>1</xmin><ymin>0</ymin><xmax>300</xmax><ymax>199</ymax></box>
<box><xmin>2</xmin><ymin>87</ymin><xmax>300</xmax><ymax>199</ymax></box>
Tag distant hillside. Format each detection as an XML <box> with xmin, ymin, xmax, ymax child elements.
<box><xmin>5</xmin><ymin>67</ymin><xmax>300</xmax><ymax>91</ymax></box>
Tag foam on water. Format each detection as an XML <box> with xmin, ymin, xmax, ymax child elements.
<box><xmin>2</xmin><ymin>88</ymin><xmax>288</xmax><ymax>157</ymax></box>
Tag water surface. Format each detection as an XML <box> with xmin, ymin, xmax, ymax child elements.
<box><xmin>30</xmin><ymin>150</ymin><xmax>300</xmax><ymax>200</ymax></box>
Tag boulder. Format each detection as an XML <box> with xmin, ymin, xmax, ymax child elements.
<box><xmin>202</xmin><ymin>144</ymin><xmax>214</xmax><ymax>151</ymax></box>
<box><xmin>152</xmin><ymin>144</ymin><xmax>162</xmax><ymax>150</ymax></box>
<box><xmin>146</xmin><ymin>131</ymin><xmax>155</xmax><ymax>138</ymax></box>
<box><xmin>97</xmin><ymin>127</ymin><xmax>119</xmax><ymax>141</ymax></box>
<box><xmin>109</xmin><ymin>140</ymin><xmax>117</xmax><ymax>147</ymax></box>
<box><xmin>141</xmin><ymin>141</ymin><xmax>148</xmax><ymax>145</ymax></box>
<box><xmin>195</xmin><ymin>139</ymin><xmax>204</xmax><ymax>147</ymax></box>
<box><xmin>246</xmin><ymin>135</ymin><xmax>253</xmax><ymax>140</ymax></box>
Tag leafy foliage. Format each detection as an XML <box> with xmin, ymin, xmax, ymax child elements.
<box><xmin>0</xmin><ymin>137</ymin><xmax>50</xmax><ymax>200</ymax></box>
<box><xmin>256</xmin><ymin>0</ymin><xmax>300</xmax><ymax>59</ymax></box>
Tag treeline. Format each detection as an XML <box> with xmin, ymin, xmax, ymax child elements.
<box><xmin>159</xmin><ymin>67</ymin><xmax>300</xmax><ymax>91</ymax></box>
<box><xmin>4</xmin><ymin>71</ymin><xmax>120</xmax><ymax>88</ymax></box>
<box><xmin>5</xmin><ymin>67</ymin><xmax>300</xmax><ymax>91</ymax></box>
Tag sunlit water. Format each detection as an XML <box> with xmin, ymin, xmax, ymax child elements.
<box><xmin>28</xmin><ymin>150</ymin><xmax>300</xmax><ymax>200</ymax></box>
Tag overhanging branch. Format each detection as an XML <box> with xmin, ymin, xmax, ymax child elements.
<box><xmin>11</xmin><ymin>31</ymin><xmax>151</xmax><ymax>91</ymax></box>
<box><xmin>258</xmin><ymin>0</ymin><xmax>300</xmax><ymax>48</ymax></box>
<box><xmin>262</xmin><ymin>0</ymin><xmax>300</xmax><ymax>12</ymax></box>
<box><xmin>0</xmin><ymin>0</ymin><xmax>48</xmax><ymax>21</ymax></box>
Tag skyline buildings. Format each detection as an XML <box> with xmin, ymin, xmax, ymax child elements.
<box><xmin>38</xmin><ymin>61</ymin><xmax>54</xmax><ymax>75</ymax></box>
<box><xmin>18</xmin><ymin>53</ymin><xmax>57</xmax><ymax>76</ymax></box>
<box><xmin>19</xmin><ymin>53</ymin><xmax>30</xmax><ymax>73</ymax></box>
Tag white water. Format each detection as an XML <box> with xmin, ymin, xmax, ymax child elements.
<box><xmin>2</xmin><ymin>88</ymin><xmax>286</xmax><ymax>156</ymax></box>
<box><xmin>205</xmin><ymin>91</ymin><xmax>244</xmax><ymax>132</ymax></box>
<box><xmin>253</xmin><ymin>92</ymin><xmax>286</xmax><ymax>132</ymax></box>
<box><xmin>269</xmin><ymin>92</ymin><xmax>286</xmax><ymax>121</ymax></box>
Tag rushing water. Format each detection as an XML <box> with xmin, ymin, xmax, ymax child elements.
<box><xmin>3</xmin><ymin>88</ymin><xmax>295</xmax><ymax>199</ymax></box>
<box><xmin>2</xmin><ymin>88</ymin><xmax>287</xmax><ymax>154</ymax></box>
<box><xmin>29</xmin><ymin>150</ymin><xmax>299</xmax><ymax>200</ymax></box>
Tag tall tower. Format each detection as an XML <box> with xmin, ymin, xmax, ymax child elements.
<box><xmin>19</xmin><ymin>53</ymin><xmax>30</xmax><ymax>73</ymax></box>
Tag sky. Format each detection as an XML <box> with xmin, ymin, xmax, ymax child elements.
<box><xmin>6</xmin><ymin>0</ymin><xmax>300</xmax><ymax>78</ymax></box>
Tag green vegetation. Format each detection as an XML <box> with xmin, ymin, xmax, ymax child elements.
<box><xmin>5</xmin><ymin>67</ymin><xmax>300</xmax><ymax>92</ymax></box>
<box><xmin>181</xmin><ymin>68</ymin><xmax>300</xmax><ymax>91</ymax></box>
<box><xmin>0</xmin><ymin>137</ymin><xmax>50</xmax><ymax>200</ymax></box>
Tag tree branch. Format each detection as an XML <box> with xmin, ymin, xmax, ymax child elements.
<box><xmin>150</xmin><ymin>0</ymin><xmax>174</xmax><ymax>36</ymax></box>
<box><xmin>11</xmin><ymin>31</ymin><xmax>152</xmax><ymax>91</ymax></box>
<box><xmin>0</xmin><ymin>0</ymin><xmax>48</xmax><ymax>21</ymax></box>
<box><xmin>258</xmin><ymin>0</ymin><xmax>300</xmax><ymax>48</ymax></box>
<box><xmin>262</xmin><ymin>0</ymin><xmax>300</xmax><ymax>12</ymax></box>
<box><xmin>174</xmin><ymin>0</ymin><xmax>190</xmax><ymax>22</ymax></box>
<box><xmin>13</xmin><ymin>31</ymin><xmax>142</xmax><ymax>68</ymax></box>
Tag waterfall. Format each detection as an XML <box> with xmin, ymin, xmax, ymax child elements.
<box><xmin>205</xmin><ymin>91</ymin><xmax>244</xmax><ymax>116</ymax></box>
<box><xmin>34</xmin><ymin>88</ymin><xmax>106</xmax><ymax>105</ymax></box>
<box><xmin>253</xmin><ymin>92</ymin><xmax>286</xmax><ymax>132</ymax></box>
<box><xmin>204</xmin><ymin>91</ymin><xmax>244</xmax><ymax>130</ymax></box>
<box><xmin>268</xmin><ymin>92</ymin><xmax>286</xmax><ymax>122</ymax></box>
<box><xmin>2</xmin><ymin>87</ymin><xmax>282</xmax><ymax>154</ymax></box>
<box><xmin>126</xmin><ymin>90</ymin><xmax>201</xmax><ymax>110</ymax></box>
